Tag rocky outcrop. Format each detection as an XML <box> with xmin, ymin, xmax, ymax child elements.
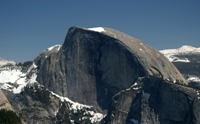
<box><xmin>0</xmin><ymin>90</ymin><xmax>13</xmax><ymax>111</ymax></box>
<box><xmin>103</xmin><ymin>76</ymin><xmax>200</xmax><ymax>124</ymax></box>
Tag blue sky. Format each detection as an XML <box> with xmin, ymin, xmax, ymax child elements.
<box><xmin>0</xmin><ymin>0</ymin><xmax>200</xmax><ymax>62</ymax></box>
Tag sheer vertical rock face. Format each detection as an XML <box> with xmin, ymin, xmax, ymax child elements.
<box><xmin>37</xmin><ymin>27</ymin><xmax>147</xmax><ymax>110</ymax></box>
<box><xmin>36</xmin><ymin>26</ymin><xmax>199</xmax><ymax>123</ymax></box>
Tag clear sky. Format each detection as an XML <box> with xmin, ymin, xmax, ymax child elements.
<box><xmin>0</xmin><ymin>0</ymin><xmax>200</xmax><ymax>62</ymax></box>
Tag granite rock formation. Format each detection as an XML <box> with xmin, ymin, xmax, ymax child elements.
<box><xmin>35</xmin><ymin>27</ymin><xmax>200</xmax><ymax>123</ymax></box>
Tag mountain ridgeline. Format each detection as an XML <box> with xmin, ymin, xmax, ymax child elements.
<box><xmin>1</xmin><ymin>26</ymin><xmax>200</xmax><ymax>124</ymax></box>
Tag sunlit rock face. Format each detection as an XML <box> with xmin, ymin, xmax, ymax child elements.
<box><xmin>0</xmin><ymin>90</ymin><xmax>13</xmax><ymax>111</ymax></box>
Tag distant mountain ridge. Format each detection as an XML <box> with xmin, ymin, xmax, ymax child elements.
<box><xmin>160</xmin><ymin>45</ymin><xmax>200</xmax><ymax>55</ymax></box>
<box><xmin>160</xmin><ymin>45</ymin><xmax>200</xmax><ymax>86</ymax></box>
<box><xmin>160</xmin><ymin>45</ymin><xmax>200</xmax><ymax>62</ymax></box>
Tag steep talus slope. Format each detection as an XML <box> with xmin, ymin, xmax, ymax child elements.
<box><xmin>35</xmin><ymin>26</ymin><xmax>200</xmax><ymax>124</ymax></box>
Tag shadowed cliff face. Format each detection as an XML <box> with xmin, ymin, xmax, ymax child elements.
<box><xmin>104</xmin><ymin>76</ymin><xmax>200</xmax><ymax>124</ymax></box>
<box><xmin>36</xmin><ymin>27</ymin><xmax>200</xmax><ymax>123</ymax></box>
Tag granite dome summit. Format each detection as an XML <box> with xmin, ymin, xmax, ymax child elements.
<box><xmin>37</xmin><ymin>26</ymin><xmax>186</xmax><ymax>102</ymax></box>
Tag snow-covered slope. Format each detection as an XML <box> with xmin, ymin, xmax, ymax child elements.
<box><xmin>50</xmin><ymin>91</ymin><xmax>104</xmax><ymax>123</ymax></box>
<box><xmin>0</xmin><ymin>57</ymin><xmax>16</xmax><ymax>67</ymax></box>
<box><xmin>160</xmin><ymin>45</ymin><xmax>200</xmax><ymax>62</ymax></box>
<box><xmin>0</xmin><ymin>62</ymin><xmax>37</xmax><ymax>93</ymax></box>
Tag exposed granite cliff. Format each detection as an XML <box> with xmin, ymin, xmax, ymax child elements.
<box><xmin>34</xmin><ymin>27</ymin><xmax>200</xmax><ymax>123</ymax></box>
<box><xmin>36</xmin><ymin>27</ymin><xmax>186</xmax><ymax>105</ymax></box>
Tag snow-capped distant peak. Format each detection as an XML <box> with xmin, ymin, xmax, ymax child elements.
<box><xmin>160</xmin><ymin>45</ymin><xmax>200</xmax><ymax>55</ymax></box>
<box><xmin>180</xmin><ymin>45</ymin><xmax>198</xmax><ymax>50</ymax></box>
<box><xmin>88</xmin><ymin>27</ymin><xmax>105</xmax><ymax>32</ymax></box>
<box><xmin>160</xmin><ymin>45</ymin><xmax>200</xmax><ymax>62</ymax></box>
<box><xmin>45</xmin><ymin>44</ymin><xmax>61</xmax><ymax>52</ymax></box>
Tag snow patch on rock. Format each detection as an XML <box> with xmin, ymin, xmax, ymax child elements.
<box><xmin>51</xmin><ymin>91</ymin><xmax>104</xmax><ymax>123</ymax></box>
<box><xmin>130</xmin><ymin>118</ymin><xmax>139</xmax><ymax>124</ymax></box>
<box><xmin>187</xmin><ymin>76</ymin><xmax>200</xmax><ymax>83</ymax></box>
<box><xmin>51</xmin><ymin>91</ymin><xmax>90</xmax><ymax>110</ymax></box>
<box><xmin>88</xmin><ymin>27</ymin><xmax>105</xmax><ymax>32</ymax></box>
<box><xmin>169</xmin><ymin>57</ymin><xmax>190</xmax><ymax>63</ymax></box>
<box><xmin>45</xmin><ymin>44</ymin><xmax>61</xmax><ymax>52</ymax></box>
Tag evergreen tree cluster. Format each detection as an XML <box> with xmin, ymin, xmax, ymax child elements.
<box><xmin>56</xmin><ymin>101</ymin><xmax>93</xmax><ymax>124</ymax></box>
<box><xmin>23</xmin><ymin>84</ymin><xmax>50</xmax><ymax>105</ymax></box>
<box><xmin>0</xmin><ymin>109</ymin><xmax>22</xmax><ymax>124</ymax></box>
